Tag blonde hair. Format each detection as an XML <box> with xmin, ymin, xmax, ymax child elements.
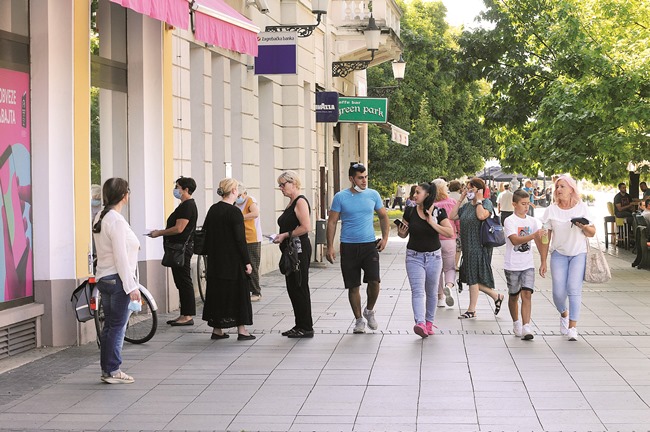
<box><xmin>554</xmin><ymin>175</ymin><xmax>581</xmax><ymax>206</ymax></box>
<box><xmin>432</xmin><ymin>178</ymin><xmax>448</xmax><ymax>201</ymax></box>
<box><xmin>217</xmin><ymin>178</ymin><xmax>239</xmax><ymax>197</ymax></box>
<box><xmin>277</xmin><ymin>170</ymin><xmax>302</xmax><ymax>189</ymax></box>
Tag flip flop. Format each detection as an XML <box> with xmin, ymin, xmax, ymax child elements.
<box><xmin>458</xmin><ymin>311</ymin><xmax>476</xmax><ymax>319</ymax></box>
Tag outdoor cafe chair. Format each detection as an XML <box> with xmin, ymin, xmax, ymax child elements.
<box><xmin>604</xmin><ymin>202</ymin><xmax>617</xmax><ymax>249</ymax></box>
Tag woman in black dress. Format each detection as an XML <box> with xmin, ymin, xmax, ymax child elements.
<box><xmin>150</xmin><ymin>177</ymin><xmax>198</xmax><ymax>326</ymax></box>
<box><xmin>201</xmin><ymin>178</ymin><xmax>255</xmax><ymax>341</ymax></box>
<box><xmin>274</xmin><ymin>170</ymin><xmax>314</xmax><ymax>338</ymax></box>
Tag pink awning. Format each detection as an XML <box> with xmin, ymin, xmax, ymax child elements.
<box><xmin>110</xmin><ymin>0</ymin><xmax>189</xmax><ymax>29</ymax></box>
<box><xmin>192</xmin><ymin>0</ymin><xmax>260</xmax><ymax>57</ymax></box>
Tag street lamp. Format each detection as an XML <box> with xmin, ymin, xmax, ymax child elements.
<box><xmin>265</xmin><ymin>0</ymin><xmax>329</xmax><ymax>37</ymax></box>
<box><xmin>367</xmin><ymin>54</ymin><xmax>406</xmax><ymax>97</ymax></box>
<box><xmin>332</xmin><ymin>4</ymin><xmax>382</xmax><ymax>77</ymax></box>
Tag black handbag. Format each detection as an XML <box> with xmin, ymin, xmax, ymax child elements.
<box><xmin>480</xmin><ymin>206</ymin><xmax>506</xmax><ymax>247</ymax></box>
<box><xmin>193</xmin><ymin>228</ymin><xmax>206</xmax><ymax>255</ymax></box>
<box><xmin>278</xmin><ymin>231</ymin><xmax>300</xmax><ymax>276</ymax></box>
<box><xmin>162</xmin><ymin>237</ymin><xmax>190</xmax><ymax>268</ymax></box>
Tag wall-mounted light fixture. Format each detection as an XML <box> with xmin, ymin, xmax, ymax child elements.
<box><xmin>367</xmin><ymin>54</ymin><xmax>406</xmax><ymax>97</ymax></box>
<box><xmin>265</xmin><ymin>0</ymin><xmax>328</xmax><ymax>37</ymax></box>
<box><xmin>332</xmin><ymin>5</ymin><xmax>381</xmax><ymax>78</ymax></box>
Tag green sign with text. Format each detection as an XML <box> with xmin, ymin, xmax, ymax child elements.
<box><xmin>338</xmin><ymin>97</ymin><xmax>388</xmax><ymax>123</ymax></box>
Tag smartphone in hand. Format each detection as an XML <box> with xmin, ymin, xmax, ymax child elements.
<box><xmin>394</xmin><ymin>219</ymin><xmax>403</xmax><ymax>228</ymax></box>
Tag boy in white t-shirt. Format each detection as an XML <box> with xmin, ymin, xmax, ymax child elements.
<box><xmin>504</xmin><ymin>190</ymin><xmax>546</xmax><ymax>340</ymax></box>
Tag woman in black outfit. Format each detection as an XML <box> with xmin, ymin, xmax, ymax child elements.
<box><xmin>274</xmin><ymin>170</ymin><xmax>314</xmax><ymax>338</ymax></box>
<box><xmin>150</xmin><ymin>177</ymin><xmax>198</xmax><ymax>326</ymax></box>
<box><xmin>201</xmin><ymin>178</ymin><xmax>255</xmax><ymax>341</ymax></box>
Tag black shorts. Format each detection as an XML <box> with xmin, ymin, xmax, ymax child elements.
<box><xmin>340</xmin><ymin>242</ymin><xmax>381</xmax><ymax>288</ymax></box>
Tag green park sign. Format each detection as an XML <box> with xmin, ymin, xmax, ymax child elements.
<box><xmin>338</xmin><ymin>97</ymin><xmax>388</xmax><ymax>123</ymax></box>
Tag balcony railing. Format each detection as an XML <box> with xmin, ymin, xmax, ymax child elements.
<box><xmin>329</xmin><ymin>0</ymin><xmax>401</xmax><ymax>37</ymax></box>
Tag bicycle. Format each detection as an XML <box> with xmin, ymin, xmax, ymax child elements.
<box><xmin>89</xmin><ymin>277</ymin><xmax>159</xmax><ymax>345</ymax></box>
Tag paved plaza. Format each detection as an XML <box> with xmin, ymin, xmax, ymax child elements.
<box><xmin>1</xmin><ymin>235</ymin><xmax>649</xmax><ymax>431</ymax></box>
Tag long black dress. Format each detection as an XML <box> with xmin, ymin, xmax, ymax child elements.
<box><xmin>201</xmin><ymin>201</ymin><xmax>253</xmax><ymax>328</ymax></box>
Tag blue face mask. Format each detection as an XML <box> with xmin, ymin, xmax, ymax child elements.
<box><xmin>235</xmin><ymin>196</ymin><xmax>246</xmax><ymax>205</ymax></box>
<box><xmin>173</xmin><ymin>188</ymin><xmax>182</xmax><ymax>199</ymax></box>
<box><xmin>91</xmin><ymin>199</ymin><xmax>101</xmax><ymax>207</ymax></box>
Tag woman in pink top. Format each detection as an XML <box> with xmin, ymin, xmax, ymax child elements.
<box><xmin>433</xmin><ymin>179</ymin><xmax>458</xmax><ymax>307</ymax></box>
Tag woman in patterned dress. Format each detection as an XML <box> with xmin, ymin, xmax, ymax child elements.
<box><xmin>449</xmin><ymin>177</ymin><xmax>504</xmax><ymax>319</ymax></box>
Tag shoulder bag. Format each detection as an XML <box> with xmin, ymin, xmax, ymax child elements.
<box><xmin>279</xmin><ymin>230</ymin><xmax>301</xmax><ymax>276</ymax></box>
<box><xmin>71</xmin><ymin>279</ymin><xmax>95</xmax><ymax>322</ymax></box>
<box><xmin>480</xmin><ymin>205</ymin><xmax>506</xmax><ymax>247</ymax></box>
<box><xmin>162</xmin><ymin>236</ymin><xmax>191</xmax><ymax>268</ymax></box>
<box><xmin>193</xmin><ymin>228</ymin><xmax>206</xmax><ymax>255</ymax></box>
<box><xmin>584</xmin><ymin>236</ymin><xmax>611</xmax><ymax>283</ymax></box>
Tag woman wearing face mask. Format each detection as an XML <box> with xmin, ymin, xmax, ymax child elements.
<box><xmin>449</xmin><ymin>177</ymin><xmax>504</xmax><ymax>319</ymax></box>
<box><xmin>397</xmin><ymin>182</ymin><xmax>455</xmax><ymax>337</ymax></box>
<box><xmin>150</xmin><ymin>177</ymin><xmax>198</xmax><ymax>326</ymax></box>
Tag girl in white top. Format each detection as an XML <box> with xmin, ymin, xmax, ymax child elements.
<box><xmin>539</xmin><ymin>175</ymin><xmax>595</xmax><ymax>341</ymax></box>
<box><xmin>93</xmin><ymin>178</ymin><xmax>140</xmax><ymax>384</ymax></box>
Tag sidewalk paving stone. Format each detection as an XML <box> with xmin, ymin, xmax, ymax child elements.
<box><xmin>1</xmin><ymin>234</ymin><xmax>650</xmax><ymax>431</ymax></box>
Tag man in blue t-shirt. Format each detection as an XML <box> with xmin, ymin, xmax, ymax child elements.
<box><xmin>326</xmin><ymin>162</ymin><xmax>390</xmax><ymax>334</ymax></box>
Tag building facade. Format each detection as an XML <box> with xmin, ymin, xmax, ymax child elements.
<box><xmin>0</xmin><ymin>0</ymin><xmax>402</xmax><ymax>355</ymax></box>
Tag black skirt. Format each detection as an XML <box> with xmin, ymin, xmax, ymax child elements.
<box><xmin>202</xmin><ymin>267</ymin><xmax>253</xmax><ymax>328</ymax></box>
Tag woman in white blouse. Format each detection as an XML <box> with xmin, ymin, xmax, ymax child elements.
<box><xmin>93</xmin><ymin>178</ymin><xmax>141</xmax><ymax>384</ymax></box>
<box><xmin>539</xmin><ymin>175</ymin><xmax>595</xmax><ymax>341</ymax></box>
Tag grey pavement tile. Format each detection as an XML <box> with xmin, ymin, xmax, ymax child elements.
<box><xmin>418</xmin><ymin>395</ymin><xmax>476</xmax><ymax>410</ymax></box>
<box><xmin>123</xmin><ymin>400</ymin><xmax>189</xmax><ymax>416</ymax></box>
<box><xmin>99</xmin><ymin>413</ymin><xmax>176</xmax><ymax>430</ymax></box>
<box><xmin>594</xmin><ymin>409</ymin><xmax>650</xmax><ymax>423</ymax></box>
<box><xmin>289</xmin><ymin>422</ymin><xmax>354</xmax><ymax>431</ymax></box>
<box><xmin>583</xmin><ymin>391</ymin><xmax>649</xmax><ymax>410</ymax></box>
<box><xmin>292</xmin><ymin>414</ymin><xmax>356</xmax><ymax>424</ymax></box>
<box><xmin>477</xmin><ymin>415</ymin><xmax>542</xmax><ymax>427</ymax></box>
<box><xmin>528</xmin><ymin>392</ymin><xmax>591</xmax><ymax>410</ymax></box>
<box><xmin>536</xmin><ymin>409</ymin><xmax>603</xmax><ymax>429</ymax></box>
<box><xmin>324</xmin><ymin>353</ymin><xmax>377</xmax><ymax>370</ymax></box>
<box><xmin>228</xmin><ymin>414</ymin><xmax>295</xmax><ymax>431</ymax></box>
<box><xmin>316</xmin><ymin>369</ymin><xmax>371</xmax><ymax>386</ymax></box>
<box><xmin>239</xmin><ymin>396</ymin><xmax>306</xmax><ymax>416</ymax></box>
<box><xmin>163</xmin><ymin>413</ymin><xmax>235</xmax><ymax>430</ymax></box>
<box><xmin>415</xmin><ymin>423</ymin><xmax>481</xmax><ymax>432</ymax></box>
<box><xmin>353</xmin><ymin>419</ymin><xmax>416</xmax><ymax>432</ymax></box>
<box><xmin>417</xmin><ymin>409</ymin><xmax>478</xmax><ymax>424</ymax></box>
<box><xmin>41</xmin><ymin>413</ymin><xmax>115</xmax><ymax>430</ymax></box>
<box><xmin>0</xmin><ymin>412</ymin><xmax>56</xmax><ymax>428</ymax></box>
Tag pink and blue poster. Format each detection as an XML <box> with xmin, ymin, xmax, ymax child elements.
<box><xmin>0</xmin><ymin>68</ymin><xmax>33</xmax><ymax>303</ymax></box>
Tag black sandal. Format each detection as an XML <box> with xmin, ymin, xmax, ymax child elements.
<box><xmin>287</xmin><ymin>328</ymin><xmax>314</xmax><ymax>338</ymax></box>
<box><xmin>494</xmin><ymin>294</ymin><xmax>504</xmax><ymax>315</ymax></box>
<box><xmin>458</xmin><ymin>311</ymin><xmax>476</xmax><ymax>319</ymax></box>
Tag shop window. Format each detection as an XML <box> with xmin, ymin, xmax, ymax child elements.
<box><xmin>0</xmin><ymin>0</ymin><xmax>33</xmax><ymax>310</ymax></box>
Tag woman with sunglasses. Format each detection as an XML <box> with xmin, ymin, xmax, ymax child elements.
<box><xmin>274</xmin><ymin>170</ymin><xmax>314</xmax><ymax>338</ymax></box>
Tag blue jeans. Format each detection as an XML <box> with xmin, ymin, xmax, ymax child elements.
<box><xmin>405</xmin><ymin>249</ymin><xmax>443</xmax><ymax>324</ymax></box>
<box><xmin>550</xmin><ymin>251</ymin><xmax>586</xmax><ymax>321</ymax></box>
<box><xmin>97</xmin><ymin>274</ymin><xmax>131</xmax><ymax>375</ymax></box>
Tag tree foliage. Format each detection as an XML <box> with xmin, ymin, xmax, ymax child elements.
<box><xmin>368</xmin><ymin>0</ymin><xmax>497</xmax><ymax>191</ymax></box>
<box><xmin>459</xmin><ymin>0</ymin><xmax>650</xmax><ymax>184</ymax></box>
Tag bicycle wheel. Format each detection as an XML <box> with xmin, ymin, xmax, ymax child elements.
<box><xmin>124</xmin><ymin>293</ymin><xmax>158</xmax><ymax>344</ymax></box>
<box><xmin>94</xmin><ymin>295</ymin><xmax>105</xmax><ymax>348</ymax></box>
<box><xmin>196</xmin><ymin>254</ymin><xmax>207</xmax><ymax>302</ymax></box>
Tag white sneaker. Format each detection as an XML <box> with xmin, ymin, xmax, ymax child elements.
<box><xmin>513</xmin><ymin>320</ymin><xmax>522</xmax><ymax>337</ymax></box>
<box><xmin>437</xmin><ymin>298</ymin><xmax>445</xmax><ymax>308</ymax></box>
<box><xmin>567</xmin><ymin>327</ymin><xmax>578</xmax><ymax>341</ymax></box>
<box><xmin>560</xmin><ymin>315</ymin><xmax>569</xmax><ymax>335</ymax></box>
<box><xmin>353</xmin><ymin>317</ymin><xmax>366</xmax><ymax>334</ymax></box>
<box><xmin>363</xmin><ymin>308</ymin><xmax>378</xmax><ymax>330</ymax></box>
<box><xmin>521</xmin><ymin>323</ymin><xmax>534</xmax><ymax>340</ymax></box>
<box><xmin>443</xmin><ymin>286</ymin><xmax>455</xmax><ymax>307</ymax></box>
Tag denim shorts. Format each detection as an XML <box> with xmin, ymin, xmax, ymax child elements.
<box><xmin>504</xmin><ymin>268</ymin><xmax>535</xmax><ymax>295</ymax></box>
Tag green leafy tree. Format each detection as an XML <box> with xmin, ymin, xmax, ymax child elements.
<box><xmin>368</xmin><ymin>0</ymin><xmax>497</xmax><ymax>185</ymax></box>
<box><xmin>459</xmin><ymin>0</ymin><xmax>650</xmax><ymax>184</ymax></box>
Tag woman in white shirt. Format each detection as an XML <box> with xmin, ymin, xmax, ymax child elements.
<box><xmin>539</xmin><ymin>175</ymin><xmax>595</xmax><ymax>341</ymax></box>
<box><xmin>93</xmin><ymin>178</ymin><xmax>141</xmax><ymax>384</ymax></box>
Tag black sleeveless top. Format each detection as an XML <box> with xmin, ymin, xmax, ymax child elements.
<box><xmin>277</xmin><ymin>195</ymin><xmax>311</xmax><ymax>248</ymax></box>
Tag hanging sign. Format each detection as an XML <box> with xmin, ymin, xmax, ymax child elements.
<box><xmin>391</xmin><ymin>124</ymin><xmax>409</xmax><ymax>146</ymax></box>
<box><xmin>315</xmin><ymin>92</ymin><xmax>339</xmax><ymax>123</ymax></box>
<box><xmin>254</xmin><ymin>32</ymin><xmax>297</xmax><ymax>75</ymax></box>
<box><xmin>338</xmin><ymin>97</ymin><xmax>388</xmax><ymax>123</ymax></box>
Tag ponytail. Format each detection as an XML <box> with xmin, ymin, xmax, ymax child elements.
<box><xmin>92</xmin><ymin>178</ymin><xmax>129</xmax><ymax>233</ymax></box>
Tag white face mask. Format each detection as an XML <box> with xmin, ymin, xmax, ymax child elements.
<box><xmin>466</xmin><ymin>191</ymin><xmax>475</xmax><ymax>200</ymax></box>
<box><xmin>353</xmin><ymin>184</ymin><xmax>364</xmax><ymax>193</ymax></box>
